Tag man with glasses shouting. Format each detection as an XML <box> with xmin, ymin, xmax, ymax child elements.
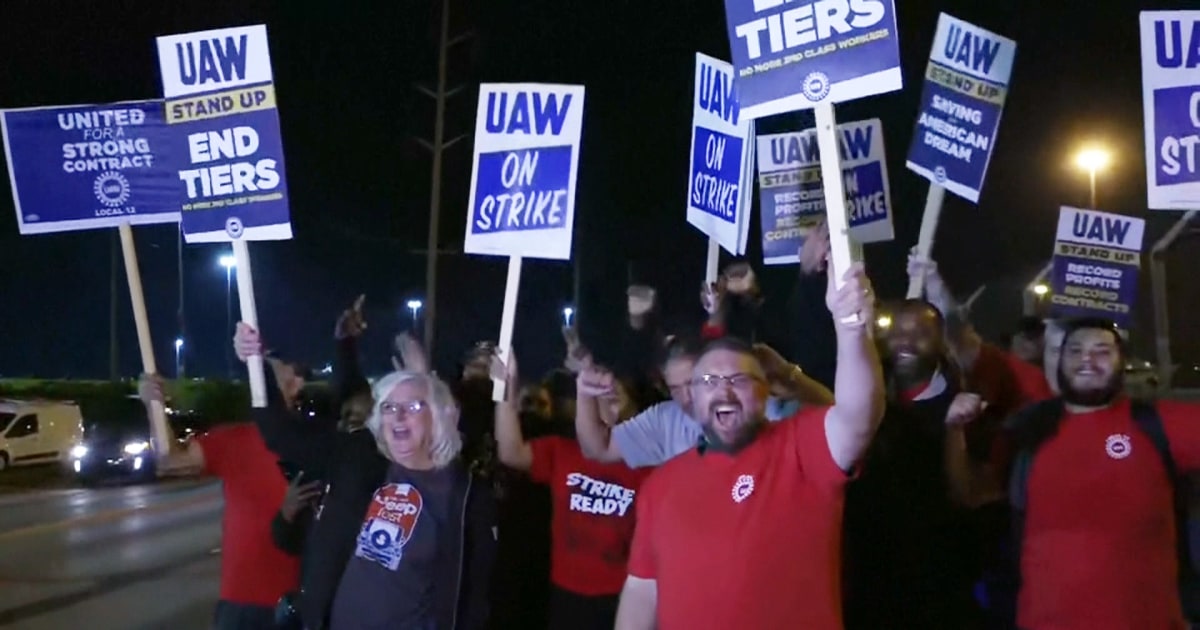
<box><xmin>614</xmin><ymin>262</ymin><xmax>885</xmax><ymax>630</ymax></box>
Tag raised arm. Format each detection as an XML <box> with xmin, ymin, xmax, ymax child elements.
<box><xmin>574</xmin><ymin>362</ymin><xmax>625</xmax><ymax>463</ymax></box>
<box><xmin>235</xmin><ymin>323</ymin><xmax>338</xmax><ymax>478</ymax></box>
<box><xmin>491</xmin><ymin>350</ymin><xmax>532</xmax><ymax>471</ymax></box>
<box><xmin>909</xmin><ymin>255</ymin><xmax>983</xmax><ymax>372</ymax></box>
<box><xmin>136</xmin><ymin>374</ymin><xmax>205</xmax><ymax>475</ymax></box>
<box><xmin>752</xmin><ymin>343</ymin><xmax>834</xmax><ymax>406</ymax></box>
<box><xmin>823</xmin><ymin>263</ymin><xmax>886</xmax><ymax>472</ymax></box>
<box><xmin>331</xmin><ymin>295</ymin><xmax>370</xmax><ymax>409</ymax></box>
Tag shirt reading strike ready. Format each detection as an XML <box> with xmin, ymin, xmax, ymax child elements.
<box><xmin>1019</xmin><ymin>399</ymin><xmax>1200</xmax><ymax>630</ymax></box>
<box><xmin>529</xmin><ymin>437</ymin><xmax>649</xmax><ymax>595</ymax></box>
<box><xmin>330</xmin><ymin>464</ymin><xmax>455</xmax><ymax>630</ymax></box>
<box><xmin>628</xmin><ymin>406</ymin><xmax>847</xmax><ymax>629</ymax></box>
<box><xmin>195</xmin><ymin>424</ymin><xmax>300</xmax><ymax>606</ymax></box>
<box><xmin>611</xmin><ymin>399</ymin><xmax>794</xmax><ymax>468</ymax></box>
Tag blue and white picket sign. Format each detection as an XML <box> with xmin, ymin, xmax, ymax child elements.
<box><xmin>906</xmin><ymin>14</ymin><xmax>1016</xmax><ymax>203</ymax></box>
<box><xmin>722</xmin><ymin>0</ymin><xmax>903</xmax><ymax>120</ymax></box>
<box><xmin>1049</xmin><ymin>207</ymin><xmax>1145</xmax><ymax>328</ymax></box>
<box><xmin>156</xmin><ymin>24</ymin><xmax>291</xmax><ymax>243</ymax></box>
<box><xmin>1</xmin><ymin>100</ymin><xmax>182</xmax><ymax>234</ymax></box>
<box><xmin>1140</xmin><ymin>11</ymin><xmax>1200</xmax><ymax>210</ymax></box>
<box><xmin>757</xmin><ymin>118</ymin><xmax>893</xmax><ymax>265</ymax></box>
<box><xmin>688</xmin><ymin>53</ymin><xmax>755</xmax><ymax>259</ymax></box>
<box><xmin>465</xmin><ymin>84</ymin><xmax>585</xmax><ymax>260</ymax></box>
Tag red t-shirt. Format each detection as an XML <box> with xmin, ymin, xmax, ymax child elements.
<box><xmin>197</xmin><ymin>423</ymin><xmax>300</xmax><ymax>606</ymax></box>
<box><xmin>970</xmin><ymin>344</ymin><xmax>1055</xmax><ymax>468</ymax></box>
<box><xmin>628</xmin><ymin>406</ymin><xmax>847</xmax><ymax>629</ymax></box>
<box><xmin>529</xmin><ymin>436</ymin><xmax>650</xmax><ymax>596</ymax></box>
<box><xmin>1019</xmin><ymin>399</ymin><xmax>1200</xmax><ymax>629</ymax></box>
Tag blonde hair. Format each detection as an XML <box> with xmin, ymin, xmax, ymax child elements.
<box><xmin>365</xmin><ymin>371</ymin><xmax>462</xmax><ymax>468</ymax></box>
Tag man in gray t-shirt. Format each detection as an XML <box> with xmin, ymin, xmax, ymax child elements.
<box><xmin>576</xmin><ymin>339</ymin><xmax>826</xmax><ymax>469</ymax></box>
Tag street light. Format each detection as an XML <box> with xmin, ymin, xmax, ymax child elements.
<box><xmin>562</xmin><ymin>307</ymin><xmax>575</xmax><ymax>327</ymax></box>
<box><xmin>1074</xmin><ymin>147</ymin><xmax>1111</xmax><ymax>208</ymax></box>
<box><xmin>1033</xmin><ymin>283</ymin><xmax>1050</xmax><ymax>297</ymax></box>
<box><xmin>406</xmin><ymin>299</ymin><xmax>423</xmax><ymax>327</ymax></box>
<box><xmin>174</xmin><ymin>338</ymin><xmax>184</xmax><ymax>378</ymax></box>
<box><xmin>876</xmin><ymin>315</ymin><xmax>892</xmax><ymax>329</ymax></box>
<box><xmin>219</xmin><ymin>253</ymin><xmax>236</xmax><ymax>378</ymax></box>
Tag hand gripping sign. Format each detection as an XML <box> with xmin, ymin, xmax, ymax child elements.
<box><xmin>688</xmin><ymin>53</ymin><xmax>756</xmax><ymax>283</ymax></box>
<box><xmin>906</xmin><ymin>15</ymin><xmax>1016</xmax><ymax>299</ymax></box>
<box><xmin>156</xmin><ymin>24</ymin><xmax>292</xmax><ymax>407</ymax></box>
<box><xmin>1139</xmin><ymin>11</ymin><xmax>1200</xmax><ymax>211</ymax></box>
<box><xmin>465</xmin><ymin>83</ymin><xmax>586</xmax><ymax>401</ymax></box>
<box><xmin>1</xmin><ymin>99</ymin><xmax>183</xmax><ymax>452</ymax></box>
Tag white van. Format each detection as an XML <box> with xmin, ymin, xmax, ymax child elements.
<box><xmin>0</xmin><ymin>399</ymin><xmax>85</xmax><ymax>471</ymax></box>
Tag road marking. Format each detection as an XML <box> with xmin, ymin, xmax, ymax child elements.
<box><xmin>0</xmin><ymin>490</ymin><xmax>220</xmax><ymax>542</ymax></box>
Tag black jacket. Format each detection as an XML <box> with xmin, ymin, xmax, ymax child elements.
<box><xmin>253</xmin><ymin>362</ymin><xmax>497</xmax><ymax>630</ymax></box>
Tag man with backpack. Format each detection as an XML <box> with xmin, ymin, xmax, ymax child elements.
<box><xmin>1003</xmin><ymin>317</ymin><xmax>1200</xmax><ymax>629</ymax></box>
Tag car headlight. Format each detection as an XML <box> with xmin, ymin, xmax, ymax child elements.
<box><xmin>70</xmin><ymin>445</ymin><xmax>88</xmax><ymax>459</ymax></box>
<box><xmin>123</xmin><ymin>441</ymin><xmax>150</xmax><ymax>456</ymax></box>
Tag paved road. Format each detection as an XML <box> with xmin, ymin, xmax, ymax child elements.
<box><xmin>0</xmin><ymin>477</ymin><xmax>223</xmax><ymax>629</ymax></box>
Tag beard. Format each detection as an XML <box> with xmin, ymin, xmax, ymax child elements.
<box><xmin>702</xmin><ymin>416</ymin><xmax>766</xmax><ymax>454</ymax></box>
<box><xmin>1058</xmin><ymin>369</ymin><xmax>1124</xmax><ymax>407</ymax></box>
<box><xmin>889</xmin><ymin>351</ymin><xmax>939</xmax><ymax>386</ymax></box>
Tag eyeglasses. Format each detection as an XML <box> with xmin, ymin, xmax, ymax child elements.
<box><xmin>380</xmin><ymin>400</ymin><xmax>429</xmax><ymax>417</ymax></box>
<box><xmin>691</xmin><ymin>374</ymin><xmax>762</xmax><ymax>391</ymax></box>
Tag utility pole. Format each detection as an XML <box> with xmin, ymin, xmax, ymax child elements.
<box><xmin>414</xmin><ymin>0</ymin><xmax>472</xmax><ymax>357</ymax></box>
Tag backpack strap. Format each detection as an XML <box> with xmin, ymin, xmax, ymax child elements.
<box><xmin>1129</xmin><ymin>400</ymin><xmax>1194</xmax><ymax>578</ymax></box>
<box><xmin>1005</xmin><ymin>397</ymin><xmax>1067</xmax><ymax>598</ymax></box>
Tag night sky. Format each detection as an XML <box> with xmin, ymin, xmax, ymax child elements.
<box><xmin>1</xmin><ymin>0</ymin><xmax>1197</xmax><ymax>383</ymax></box>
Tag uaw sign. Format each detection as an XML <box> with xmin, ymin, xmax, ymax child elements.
<box><xmin>756</xmin><ymin>117</ymin><xmax>893</xmax><ymax>265</ymax></box>
<box><xmin>156</xmin><ymin>24</ymin><xmax>292</xmax><ymax>243</ymax></box>
<box><xmin>722</xmin><ymin>0</ymin><xmax>903</xmax><ymax>119</ymax></box>
<box><xmin>465</xmin><ymin>83</ymin><xmax>585</xmax><ymax>260</ymax></box>
<box><xmin>1049</xmin><ymin>206</ymin><xmax>1146</xmax><ymax>328</ymax></box>
<box><xmin>1139</xmin><ymin>11</ymin><xmax>1200</xmax><ymax>210</ymax></box>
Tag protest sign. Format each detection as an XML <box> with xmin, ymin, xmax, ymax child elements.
<box><xmin>757</xmin><ymin>118</ymin><xmax>893</xmax><ymax>265</ymax></box>
<box><xmin>906</xmin><ymin>14</ymin><xmax>1016</xmax><ymax>203</ymax></box>
<box><xmin>1049</xmin><ymin>207</ymin><xmax>1145</xmax><ymax>328</ymax></box>
<box><xmin>1139</xmin><ymin>11</ymin><xmax>1200</xmax><ymax>210</ymax></box>
<box><xmin>466</xmin><ymin>83</ymin><xmax>586</xmax><ymax>400</ymax></box>
<box><xmin>687</xmin><ymin>53</ymin><xmax>755</xmax><ymax>271</ymax></box>
<box><xmin>722</xmin><ymin>0</ymin><xmax>903</xmax><ymax>120</ymax></box>
<box><xmin>156</xmin><ymin>24</ymin><xmax>291</xmax><ymax>243</ymax></box>
<box><xmin>1</xmin><ymin>101</ymin><xmax>181</xmax><ymax>234</ymax></box>
<box><xmin>465</xmin><ymin>83</ymin><xmax>585</xmax><ymax>260</ymax></box>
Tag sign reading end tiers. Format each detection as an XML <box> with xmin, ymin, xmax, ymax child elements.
<box><xmin>156</xmin><ymin>24</ymin><xmax>292</xmax><ymax>243</ymax></box>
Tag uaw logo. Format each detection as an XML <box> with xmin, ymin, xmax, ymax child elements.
<box><xmin>1105</xmin><ymin>433</ymin><xmax>1132</xmax><ymax>460</ymax></box>
<box><xmin>355</xmin><ymin>483</ymin><xmax>424</xmax><ymax>571</ymax></box>
<box><xmin>225</xmin><ymin>216</ymin><xmax>244</xmax><ymax>239</ymax></box>
<box><xmin>731</xmin><ymin>474</ymin><xmax>755</xmax><ymax>504</ymax></box>
<box><xmin>934</xmin><ymin>166</ymin><xmax>947</xmax><ymax>183</ymax></box>
<box><xmin>94</xmin><ymin>171</ymin><xmax>130</xmax><ymax>208</ymax></box>
<box><xmin>801</xmin><ymin>72</ymin><xmax>831</xmax><ymax>103</ymax></box>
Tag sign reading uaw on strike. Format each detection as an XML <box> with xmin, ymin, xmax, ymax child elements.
<box><xmin>756</xmin><ymin>119</ymin><xmax>893</xmax><ymax>264</ymax></box>
<box><xmin>155</xmin><ymin>24</ymin><xmax>291</xmax><ymax>242</ymax></box>
<box><xmin>688</xmin><ymin>53</ymin><xmax>755</xmax><ymax>256</ymax></box>
<box><xmin>1139</xmin><ymin>11</ymin><xmax>1200</xmax><ymax>210</ymax></box>
<box><xmin>465</xmin><ymin>83</ymin><xmax>585</xmax><ymax>260</ymax></box>
<box><xmin>723</xmin><ymin>0</ymin><xmax>903</xmax><ymax>117</ymax></box>
<box><xmin>1049</xmin><ymin>207</ymin><xmax>1145</xmax><ymax>329</ymax></box>
<box><xmin>1</xmin><ymin>101</ymin><xmax>182</xmax><ymax>234</ymax></box>
<box><xmin>906</xmin><ymin>14</ymin><xmax>1016</xmax><ymax>203</ymax></box>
